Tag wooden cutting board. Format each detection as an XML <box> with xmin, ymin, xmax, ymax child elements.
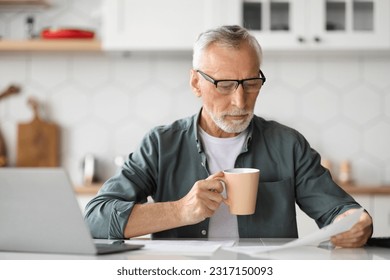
<box><xmin>16</xmin><ymin>97</ymin><xmax>60</xmax><ymax>167</ymax></box>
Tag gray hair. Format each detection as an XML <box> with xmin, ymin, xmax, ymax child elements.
<box><xmin>192</xmin><ymin>25</ymin><xmax>263</xmax><ymax>69</ymax></box>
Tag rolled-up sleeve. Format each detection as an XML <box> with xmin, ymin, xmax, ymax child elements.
<box><xmin>84</xmin><ymin>132</ymin><xmax>158</xmax><ymax>239</ymax></box>
<box><xmin>292</xmin><ymin>131</ymin><xmax>360</xmax><ymax>227</ymax></box>
<box><xmin>84</xmin><ymin>190</ymin><xmax>135</xmax><ymax>239</ymax></box>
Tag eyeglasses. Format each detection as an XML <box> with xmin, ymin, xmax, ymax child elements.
<box><xmin>196</xmin><ymin>69</ymin><xmax>266</xmax><ymax>95</ymax></box>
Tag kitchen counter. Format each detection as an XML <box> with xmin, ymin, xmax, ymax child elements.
<box><xmin>340</xmin><ymin>184</ymin><xmax>390</xmax><ymax>195</ymax></box>
<box><xmin>74</xmin><ymin>183</ymin><xmax>102</xmax><ymax>195</ymax></box>
<box><xmin>74</xmin><ymin>183</ymin><xmax>390</xmax><ymax>195</ymax></box>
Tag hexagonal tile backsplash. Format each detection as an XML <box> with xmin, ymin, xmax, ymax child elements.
<box><xmin>0</xmin><ymin>1</ymin><xmax>390</xmax><ymax>186</ymax></box>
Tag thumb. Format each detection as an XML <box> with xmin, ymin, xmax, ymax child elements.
<box><xmin>207</xmin><ymin>171</ymin><xmax>224</xmax><ymax>180</ymax></box>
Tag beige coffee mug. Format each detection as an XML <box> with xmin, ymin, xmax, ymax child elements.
<box><xmin>222</xmin><ymin>168</ymin><xmax>260</xmax><ymax>215</ymax></box>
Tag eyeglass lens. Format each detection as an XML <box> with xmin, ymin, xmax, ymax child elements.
<box><xmin>217</xmin><ymin>79</ymin><xmax>263</xmax><ymax>94</ymax></box>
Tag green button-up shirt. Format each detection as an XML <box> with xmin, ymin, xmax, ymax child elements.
<box><xmin>84</xmin><ymin>111</ymin><xmax>360</xmax><ymax>239</ymax></box>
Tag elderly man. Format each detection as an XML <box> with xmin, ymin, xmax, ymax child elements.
<box><xmin>85</xmin><ymin>25</ymin><xmax>372</xmax><ymax>248</ymax></box>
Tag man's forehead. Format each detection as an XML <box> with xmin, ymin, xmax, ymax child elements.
<box><xmin>200</xmin><ymin>42</ymin><xmax>260</xmax><ymax>69</ymax></box>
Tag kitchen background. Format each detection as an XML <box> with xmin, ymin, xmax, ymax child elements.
<box><xmin>0</xmin><ymin>0</ymin><xmax>389</xmax><ymax>190</ymax></box>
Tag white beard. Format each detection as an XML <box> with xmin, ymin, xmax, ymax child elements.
<box><xmin>204</xmin><ymin>107</ymin><xmax>254</xmax><ymax>134</ymax></box>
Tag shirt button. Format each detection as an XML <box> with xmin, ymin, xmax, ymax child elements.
<box><xmin>201</xmin><ymin>230</ymin><xmax>207</xmax><ymax>236</ymax></box>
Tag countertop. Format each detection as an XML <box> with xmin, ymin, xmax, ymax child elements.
<box><xmin>74</xmin><ymin>183</ymin><xmax>390</xmax><ymax>196</ymax></box>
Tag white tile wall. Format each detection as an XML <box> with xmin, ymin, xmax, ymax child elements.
<box><xmin>0</xmin><ymin>1</ymin><xmax>390</xmax><ymax>187</ymax></box>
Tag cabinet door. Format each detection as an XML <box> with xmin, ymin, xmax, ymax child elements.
<box><xmin>308</xmin><ymin>0</ymin><xmax>390</xmax><ymax>49</ymax></box>
<box><xmin>351</xmin><ymin>194</ymin><xmax>372</xmax><ymax>213</ymax></box>
<box><xmin>372</xmin><ymin>196</ymin><xmax>390</xmax><ymax>237</ymax></box>
<box><xmin>242</xmin><ymin>0</ymin><xmax>390</xmax><ymax>50</ymax></box>
<box><xmin>295</xmin><ymin>205</ymin><xmax>319</xmax><ymax>237</ymax></box>
<box><xmin>242</xmin><ymin>0</ymin><xmax>308</xmax><ymax>50</ymax></box>
<box><xmin>102</xmin><ymin>0</ymin><xmax>235</xmax><ymax>51</ymax></box>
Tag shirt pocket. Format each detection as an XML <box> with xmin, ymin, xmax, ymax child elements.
<box><xmin>256</xmin><ymin>177</ymin><xmax>295</xmax><ymax>219</ymax></box>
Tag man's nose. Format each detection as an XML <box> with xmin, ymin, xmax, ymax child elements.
<box><xmin>230</xmin><ymin>84</ymin><xmax>246</xmax><ymax>109</ymax></box>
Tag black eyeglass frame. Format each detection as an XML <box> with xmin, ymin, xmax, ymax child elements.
<box><xmin>196</xmin><ymin>69</ymin><xmax>266</xmax><ymax>94</ymax></box>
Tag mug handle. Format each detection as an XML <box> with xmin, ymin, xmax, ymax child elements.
<box><xmin>218</xmin><ymin>179</ymin><xmax>229</xmax><ymax>205</ymax></box>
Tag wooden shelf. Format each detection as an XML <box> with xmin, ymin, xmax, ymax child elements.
<box><xmin>0</xmin><ymin>39</ymin><xmax>101</xmax><ymax>52</ymax></box>
<box><xmin>0</xmin><ymin>0</ymin><xmax>49</xmax><ymax>6</ymax></box>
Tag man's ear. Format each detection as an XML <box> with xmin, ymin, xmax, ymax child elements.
<box><xmin>190</xmin><ymin>69</ymin><xmax>201</xmax><ymax>97</ymax></box>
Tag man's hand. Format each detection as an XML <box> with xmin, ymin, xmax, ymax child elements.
<box><xmin>330</xmin><ymin>209</ymin><xmax>373</xmax><ymax>248</ymax></box>
<box><xmin>173</xmin><ymin>172</ymin><xmax>225</xmax><ymax>225</ymax></box>
<box><xmin>124</xmin><ymin>172</ymin><xmax>226</xmax><ymax>238</ymax></box>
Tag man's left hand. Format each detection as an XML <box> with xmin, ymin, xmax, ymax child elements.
<box><xmin>330</xmin><ymin>209</ymin><xmax>373</xmax><ymax>248</ymax></box>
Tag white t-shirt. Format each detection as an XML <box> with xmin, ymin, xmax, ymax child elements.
<box><xmin>198</xmin><ymin>126</ymin><xmax>248</xmax><ymax>238</ymax></box>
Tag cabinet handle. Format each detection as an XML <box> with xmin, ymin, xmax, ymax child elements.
<box><xmin>314</xmin><ymin>36</ymin><xmax>321</xmax><ymax>43</ymax></box>
<box><xmin>297</xmin><ymin>36</ymin><xmax>305</xmax><ymax>43</ymax></box>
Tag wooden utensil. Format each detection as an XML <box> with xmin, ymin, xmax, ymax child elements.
<box><xmin>16</xmin><ymin>97</ymin><xmax>60</xmax><ymax>167</ymax></box>
<box><xmin>0</xmin><ymin>84</ymin><xmax>21</xmax><ymax>167</ymax></box>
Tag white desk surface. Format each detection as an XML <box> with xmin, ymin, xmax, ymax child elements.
<box><xmin>0</xmin><ymin>238</ymin><xmax>389</xmax><ymax>260</ymax></box>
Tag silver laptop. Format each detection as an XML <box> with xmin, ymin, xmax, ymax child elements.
<box><xmin>0</xmin><ymin>168</ymin><xmax>143</xmax><ymax>255</ymax></box>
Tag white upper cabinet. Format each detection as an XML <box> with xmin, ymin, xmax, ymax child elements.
<box><xmin>241</xmin><ymin>0</ymin><xmax>390</xmax><ymax>50</ymax></box>
<box><xmin>101</xmin><ymin>0</ymin><xmax>240</xmax><ymax>51</ymax></box>
<box><xmin>309</xmin><ymin>0</ymin><xmax>390</xmax><ymax>49</ymax></box>
<box><xmin>241</xmin><ymin>0</ymin><xmax>306</xmax><ymax>50</ymax></box>
<box><xmin>101</xmin><ymin>0</ymin><xmax>390</xmax><ymax>51</ymax></box>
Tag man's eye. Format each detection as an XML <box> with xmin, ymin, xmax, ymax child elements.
<box><xmin>218</xmin><ymin>82</ymin><xmax>235</xmax><ymax>90</ymax></box>
<box><xmin>245</xmin><ymin>80</ymin><xmax>262</xmax><ymax>87</ymax></box>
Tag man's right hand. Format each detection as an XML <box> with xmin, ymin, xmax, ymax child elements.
<box><xmin>124</xmin><ymin>172</ymin><xmax>225</xmax><ymax>238</ymax></box>
<box><xmin>173</xmin><ymin>172</ymin><xmax>225</xmax><ymax>225</ymax></box>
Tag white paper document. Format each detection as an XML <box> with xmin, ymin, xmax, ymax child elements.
<box><xmin>224</xmin><ymin>208</ymin><xmax>364</xmax><ymax>256</ymax></box>
<box><xmin>126</xmin><ymin>239</ymin><xmax>236</xmax><ymax>255</ymax></box>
